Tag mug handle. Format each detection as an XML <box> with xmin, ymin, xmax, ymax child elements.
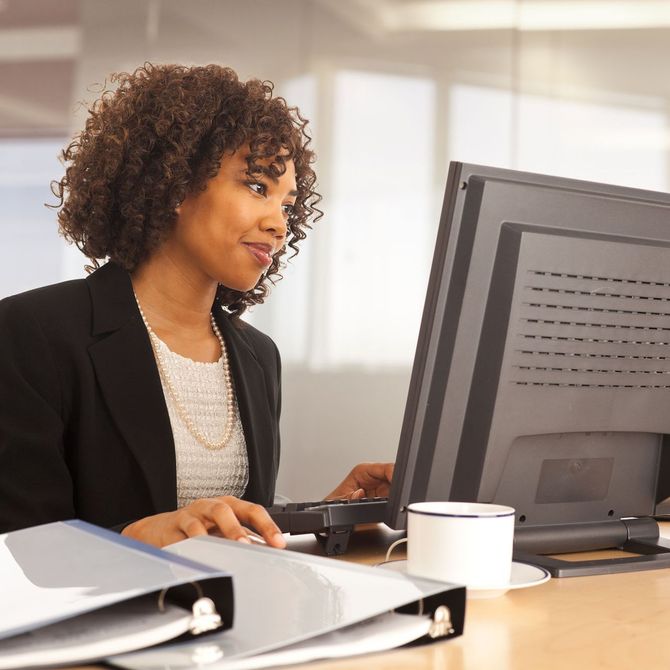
<box><xmin>385</xmin><ymin>537</ymin><xmax>408</xmax><ymax>563</ymax></box>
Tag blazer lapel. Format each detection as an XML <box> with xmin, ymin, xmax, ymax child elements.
<box><xmin>216</xmin><ymin>311</ymin><xmax>276</xmax><ymax>506</ymax></box>
<box><xmin>86</xmin><ymin>264</ymin><xmax>176</xmax><ymax>512</ymax></box>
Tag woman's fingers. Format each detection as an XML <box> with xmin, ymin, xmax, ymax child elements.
<box><xmin>194</xmin><ymin>497</ymin><xmax>286</xmax><ymax>549</ymax></box>
<box><xmin>357</xmin><ymin>462</ymin><xmax>394</xmax><ymax>496</ymax></box>
<box><xmin>203</xmin><ymin>499</ymin><xmax>253</xmax><ymax>544</ymax></box>
<box><xmin>220</xmin><ymin>498</ymin><xmax>286</xmax><ymax>548</ymax></box>
<box><xmin>351</xmin><ymin>462</ymin><xmax>394</xmax><ymax>489</ymax></box>
<box><xmin>240</xmin><ymin>503</ymin><xmax>286</xmax><ymax>548</ymax></box>
<box><xmin>122</xmin><ymin>497</ymin><xmax>287</xmax><ymax>549</ymax></box>
<box><xmin>176</xmin><ymin>512</ymin><xmax>210</xmax><ymax>540</ymax></box>
<box><xmin>325</xmin><ymin>462</ymin><xmax>395</xmax><ymax>500</ymax></box>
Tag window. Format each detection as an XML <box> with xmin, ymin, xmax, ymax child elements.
<box><xmin>449</xmin><ymin>83</ymin><xmax>667</xmax><ymax>190</ymax></box>
<box><xmin>0</xmin><ymin>139</ymin><xmax>67</xmax><ymax>298</ymax></box>
<box><xmin>318</xmin><ymin>69</ymin><xmax>437</xmax><ymax>368</ymax></box>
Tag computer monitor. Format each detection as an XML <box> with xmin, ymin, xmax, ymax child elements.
<box><xmin>386</xmin><ymin>162</ymin><xmax>670</xmax><ymax>576</ymax></box>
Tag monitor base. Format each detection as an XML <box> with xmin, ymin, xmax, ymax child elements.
<box><xmin>514</xmin><ymin>517</ymin><xmax>670</xmax><ymax>577</ymax></box>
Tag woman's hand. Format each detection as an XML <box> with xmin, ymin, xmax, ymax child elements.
<box><xmin>325</xmin><ymin>462</ymin><xmax>394</xmax><ymax>500</ymax></box>
<box><xmin>121</xmin><ymin>496</ymin><xmax>287</xmax><ymax>549</ymax></box>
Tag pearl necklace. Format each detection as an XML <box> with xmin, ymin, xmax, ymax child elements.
<box><xmin>134</xmin><ymin>296</ymin><xmax>236</xmax><ymax>450</ymax></box>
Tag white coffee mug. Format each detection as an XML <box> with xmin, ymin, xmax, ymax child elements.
<box><xmin>399</xmin><ymin>501</ymin><xmax>515</xmax><ymax>589</ymax></box>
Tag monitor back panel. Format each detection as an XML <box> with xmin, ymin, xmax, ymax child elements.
<box><xmin>387</xmin><ymin>163</ymin><xmax>670</xmax><ymax>530</ymax></box>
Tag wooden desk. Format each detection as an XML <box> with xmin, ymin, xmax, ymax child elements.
<box><xmin>284</xmin><ymin>522</ymin><xmax>670</xmax><ymax>670</ymax></box>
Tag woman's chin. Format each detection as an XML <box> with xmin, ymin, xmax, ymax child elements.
<box><xmin>219</xmin><ymin>278</ymin><xmax>262</xmax><ymax>293</ymax></box>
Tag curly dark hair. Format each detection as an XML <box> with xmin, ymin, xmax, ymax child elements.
<box><xmin>51</xmin><ymin>63</ymin><xmax>321</xmax><ymax>315</ymax></box>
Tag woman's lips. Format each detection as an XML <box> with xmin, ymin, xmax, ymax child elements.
<box><xmin>244</xmin><ymin>243</ymin><xmax>273</xmax><ymax>267</ymax></box>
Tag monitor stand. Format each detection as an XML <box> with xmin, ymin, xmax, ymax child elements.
<box><xmin>513</xmin><ymin>517</ymin><xmax>670</xmax><ymax>577</ymax></box>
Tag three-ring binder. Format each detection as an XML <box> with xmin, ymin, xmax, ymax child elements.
<box><xmin>0</xmin><ymin>520</ymin><xmax>234</xmax><ymax>668</ymax></box>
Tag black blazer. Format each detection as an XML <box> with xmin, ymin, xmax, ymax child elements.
<box><xmin>0</xmin><ymin>262</ymin><xmax>281</xmax><ymax>533</ymax></box>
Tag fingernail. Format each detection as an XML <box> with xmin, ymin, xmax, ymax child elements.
<box><xmin>273</xmin><ymin>533</ymin><xmax>286</xmax><ymax>547</ymax></box>
<box><xmin>238</xmin><ymin>536</ymin><xmax>252</xmax><ymax>544</ymax></box>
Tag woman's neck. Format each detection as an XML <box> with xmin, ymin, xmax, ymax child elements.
<box><xmin>130</xmin><ymin>253</ymin><xmax>221</xmax><ymax>361</ymax></box>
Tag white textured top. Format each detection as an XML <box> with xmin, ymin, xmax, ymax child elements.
<box><xmin>149</xmin><ymin>334</ymin><xmax>249</xmax><ymax>508</ymax></box>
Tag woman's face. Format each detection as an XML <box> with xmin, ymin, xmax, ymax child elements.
<box><xmin>163</xmin><ymin>148</ymin><xmax>297</xmax><ymax>292</ymax></box>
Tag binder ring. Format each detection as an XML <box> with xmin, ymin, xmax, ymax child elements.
<box><xmin>157</xmin><ymin>581</ymin><xmax>205</xmax><ymax>612</ymax></box>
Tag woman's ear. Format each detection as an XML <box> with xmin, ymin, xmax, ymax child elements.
<box><xmin>174</xmin><ymin>194</ymin><xmax>186</xmax><ymax>216</ymax></box>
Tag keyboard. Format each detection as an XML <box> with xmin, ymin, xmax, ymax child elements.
<box><xmin>267</xmin><ymin>497</ymin><xmax>388</xmax><ymax>555</ymax></box>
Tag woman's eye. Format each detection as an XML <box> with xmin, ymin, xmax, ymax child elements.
<box><xmin>247</xmin><ymin>182</ymin><xmax>266</xmax><ymax>195</ymax></box>
<box><xmin>282</xmin><ymin>203</ymin><xmax>296</xmax><ymax>217</ymax></box>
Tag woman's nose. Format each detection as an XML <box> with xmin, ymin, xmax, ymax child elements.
<box><xmin>259</xmin><ymin>206</ymin><xmax>288</xmax><ymax>238</ymax></box>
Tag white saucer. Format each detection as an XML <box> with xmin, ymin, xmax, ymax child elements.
<box><xmin>377</xmin><ymin>560</ymin><xmax>550</xmax><ymax>599</ymax></box>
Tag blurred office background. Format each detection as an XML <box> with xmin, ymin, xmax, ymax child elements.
<box><xmin>2</xmin><ymin>0</ymin><xmax>669</xmax><ymax>499</ymax></box>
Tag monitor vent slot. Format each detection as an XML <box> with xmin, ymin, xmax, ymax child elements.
<box><xmin>528</xmin><ymin>270</ymin><xmax>670</xmax><ymax>288</ymax></box>
<box><xmin>511</xmin><ymin>269</ymin><xmax>670</xmax><ymax>389</ymax></box>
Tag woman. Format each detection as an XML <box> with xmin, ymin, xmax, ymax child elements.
<box><xmin>0</xmin><ymin>64</ymin><xmax>393</xmax><ymax>547</ymax></box>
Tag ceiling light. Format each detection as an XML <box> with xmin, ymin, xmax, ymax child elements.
<box><xmin>383</xmin><ymin>1</ymin><xmax>670</xmax><ymax>32</ymax></box>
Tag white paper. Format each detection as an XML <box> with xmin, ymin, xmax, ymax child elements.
<box><xmin>0</xmin><ymin>598</ymin><xmax>192</xmax><ymax>669</ymax></box>
<box><xmin>220</xmin><ymin>612</ymin><xmax>432</xmax><ymax>670</ymax></box>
